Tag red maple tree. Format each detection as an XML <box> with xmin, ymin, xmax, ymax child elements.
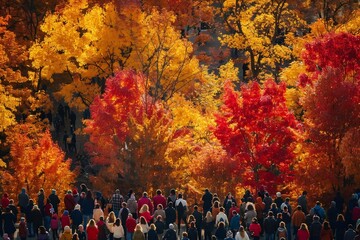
<box><xmin>213</xmin><ymin>80</ymin><xmax>300</xmax><ymax>193</ymax></box>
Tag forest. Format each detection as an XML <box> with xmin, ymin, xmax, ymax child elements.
<box><xmin>0</xmin><ymin>0</ymin><xmax>359</xmax><ymax>203</ymax></box>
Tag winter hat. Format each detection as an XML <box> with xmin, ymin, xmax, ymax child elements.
<box><xmin>64</xmin><ymin>225</ymin><xmax>71</xmax><ymax>232</ymax></box>
<box><xmin>63</xmin><ymin>210</ymin><xmax>69</xmax><ymax>215</ymax></box>
<box><xmin>73</xmin><ymin>189</ymin><xmax>78</xmax><ymax>195</ymax></box>
<box><xmin>331</xmin><ymin>201</ymin><xmax>336</xmax><ymax>206</ymax></box>
<box><xmin>276</xmin><ymin>192</ymin><xmax>281</xmax><ymax>197</ymax></box>
<box><xmin>51</xmin><ymin>189</ymin><xmax>56</xmax><ymax>194</ymax></box>
<box><xmin>169</xmin><ymin>224</ymin><xmax>174</xmax><ymax>230</ymax></box>
<box><xmin>74</xmin><ymin>204</ymin><xmax>81</xmax><ymax>210</ymax></box>
<box><xmin>20</xmin><ymin>217</ymin><xmax>25</xmax><ymax>222</ymax></box>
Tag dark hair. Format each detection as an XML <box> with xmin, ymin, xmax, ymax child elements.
<box><xmin>114</xmin><ymin>218</ymin><xmax>121</xmax><ymax>226</ymax></box>
<box><xmin>156</xmin><ymin>189</ymin><xmax>162</xmax><ymax>195</ymax></box>
<box><xmin>140</xmin><ymin>216</ymin><xmax>147</xmax><ymax>225</ymax></box>
<box><xmin>170</xmin><ymin>189</ymin><xmax>176</xmax><ymax>195</ymax></box>
<box><xmin>39</xmin><ymin>226</ymin><xmax>47</xmax><ymax>234</ymax></box>
<box><xmin>194</xmin><ymin>205</ymin><xmax>198</xmax><ymax>210</ymax></box>
<box><xmin>323</xmin><ymin>221</ymin><xmax>330</xmax><ymax>230</ymax></box>
<box><xmin>247</xmin><ymin>204</ymin><xmax>254</xmax><ymax>211</ymax></box>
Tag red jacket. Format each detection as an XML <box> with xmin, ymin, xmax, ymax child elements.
<box><xmin>297</xmin><ymin>229</ymin><xmax>310</xmax><ymax>240</ymax></box>
<box><xmin>86</xmin><ymin>226</ymin><xmax>99</xmax><ymax>240</ymax></box>
<box><xmin>61</xmin><ymin>214</ymin><xmax>71</xmax><ymax>229</ymax></box>
<box><xmin>249</xmin><ymin>223</ymin><xmax>262</xmax><ymax>237</ymax></box>
<box><xmin>126</xmin><ymin>217</ymin><xmax>137</xmax><ymax>233</ymax></box>
<box><xmin>139</xmin><ymin>211</ymin><xmax>153</xmax><ymax>223</ymax></box>
<box><xmin>138</xmin><ymin>197</ymin><xmax>154</xmax><ymax>214</ymax></box>
<box><xmin>153</xmin><ymin>194</ymin><xmax>167</xmax><ymax>209</ymax></box>
<box><xmin>64</xmin><ymin>194</ymin><xmax>76</xmax><ymax>212</ymax></box>
<box><xmin>1</xmin><ymin>194</ymin><xmax>10</xmax><ymax>209</ymax></box>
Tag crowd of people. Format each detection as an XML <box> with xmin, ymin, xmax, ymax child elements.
<box><xmin>1</xmin><ymin>185</ymin><xmax>360</xmax><ymax>240</ymax></box>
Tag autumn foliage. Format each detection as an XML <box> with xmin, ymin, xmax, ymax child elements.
<box><xmin>0</xmin><ymin>122</ymin><xmax>75</xmax><ymax>201</ymax></box>
<box><xmin>213</xmin><ymin>80</ymin><xmax>300</xmax><ymax>193</ymax></box>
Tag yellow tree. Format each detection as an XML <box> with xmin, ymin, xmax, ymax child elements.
<box><xmin>218</xmin><ymin>0</ymin><xmax>306</xmax><ymax>81</ymax></box>
<box><xmin>29</xmin><ymin>0</ymin><xmax>201</xmax><ymax>110</ymax></box>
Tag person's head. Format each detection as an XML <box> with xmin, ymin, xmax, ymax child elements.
<box><xmin>190</xmin><ymin>221</ymin><xmax>195</xmax><ymax>228</ymax></box>
<box><xmin>276</xmin><ymin>192</ymin><xmax>281</xmax><ymax>198</ymax></box>
<box><xmin>135</xmin><ymin>224</ymin><xmax>142</xmax><ymax>232</ymax></box>
<box><xmin>64</xmin><ymin>225</ymin><xmax>71</xmax><ymax>233</ymax></box>
<box><xmin>277</xmin><ymin>213</ymin><xmax>282</xmax><ymax>219</ymax></box>
<box><xmin>170</xmin><ymin>189</ymin><xmax>176</xmax><ymax>195</ymax></box>
<box><xmin>156</xmin><ymin>189</ymin><xmax>162</xmax><ymax>195</ymax></box>
<box><xmin>323</xmin><ymin>221</ymin><xmax>330</xmax><ymax>230</ymax></box>
<box><xmin>74</xmin><ymin>204</ymin><xmax>81</xmax><ymax>211</ymax></box>
<box><xmin>268</xmin><ymin>211</ymin><xmax>274</xmax><ymax>217</ymax></box>
<box><xmin>150</xmin><ymin>223</ymin><xmax>156</xmax><ymax>230</ymax></box>
<box><xmin>239</xmin><ymin>226</ymin><xmax>245</xmax><ymax>237</ymax></box>
<box><xmin>156</xmin><ymin>215</ymin><xmax>162</xmax><ymax>221</ymax></box>
<box><xmin>95</xmin><ymin>203</ymin><xmax>100</xmax><ymax>209</ymax></box>
<box><xmin>206</xmin><ymin>211</ymin><xmax>212</xmax><ymax>219</ymax></box>
<box><xmin>140</xmin><ymin>204</ymin><xmax>149</xmax><ymax>213</ymax></box>
<box><xmin>232</xmin><ymin>210</ymin><xmax>237</xmax><ymax>216</ymax></box>
<box><xmin>108</xmin><ymin>211</ymin><xmax>116</xmax><ymax>222</ymax></box>
<box><xmin>39</xmin><ymin>226</ymin><xmax>47</xmax><ymax>234</ymax></box>
<box><xmin>271</xmin><ymin>203</ymin><xmax>277</xmax><ymax>209</ymax></box>
<box><xmin>178</xmin><ymin>193</ymin><xmax>183</xmax><ymax>199</ymax></box>
<box><xmin>128</xmin><ymin>213</ymin><xmax>133</xmax><ymax>219</ymax></box>
<box><xmin>122</xmin><ymin>202</ymin><xmax>127</xmax><ymax>208</ymax></box>
<box><xmin>63</xmin><ymin>210</ymin><xmax>69</xmax><ymax>216</ymax></box>
<box><xmin>302</xmin><ymin>191</ymin><xmax>307</xmax><ymax>195</ymax></box>
<box><xmin>140</xmin><ymin>216</ymin><xmax>147</xmax><ymax>224</ymax></box>
<box><xmin>72</xmin><ymin>233</ymin><xmax>79</xmax><ymax>240</ymax></box>
<box><xmin>252</xmin><ymin>217</ymin><xmax>258</xmax><ymax>224</ymax></box>
<box><xmin>213</xmin><ymin>201</ymin><xmax>219</xmax><ymax>208</ymax></box>
<box><xmin>348</xmin><ymin>224</ymin><xmax>354</xmax><ymax>230</ymax></box>
<box><xmin>168</xmin><ymin>202</ymin><xmax>173</xmax><ymax>208</ymax></box>
<box><xmin>313</xmin><ymin>215</ymin><xmax>320</xmax><ymax>221</ymax></box>
<box><xmin>169</xmin><ymin>223</ymin><xmax>175</xmax><ymax>230</ymax></box>
<box><xmin>247</xmin><ymin>203</ymin><xmax>254</xmax><ymax>211</ymax></box>
<box><xmin>218</xmin><ymin>221</ymin><xmax>225</xmax><ymax>228</ymax></box>
<box><xmin>20</xmin><ymin>217</ymin><xmax>25</xmax><ymax>222</ymax></box>
<box><xmin>194</xmin><ymin>205</ymin><xmax>198</xmax><ymax>211</ymax></box>
<box><xmin>114</xmin><ymin>218</ymin><xmax>121</xmax><ymax>226</ymax></box>
<box><xmin>182</xmin><ymin>232</ymin><xmax>188</xmax><ymax>238</ymax></box>
<box><xmin>9</xmin><ymin>199</ymin><xmax>14</xmax><ymax>205</ymax></box>
<box><xmin>300</xmin><ymin>223</ymin><xmax>308</xmax><ymax>231</ymax></box>
<box><xmin>86</xmin><ymin>190</ymin><xmax>92</xmax><ymax>199</ymax></box>
<box><xmin>115</xmin><ymin>189</ymin><xmax>120</xmax><ymax>194</ymax></box>
<box><xmin>297</xmin><ymin>205</ymin><xmax>302</xmax><ymax>211</ymax></box>
<box><xmin>99</xmin><ymin>216</ymin><xmax>104</xmax><ymax>222</ymax></box>
<box><xmin>337</xmin><ymin>214</ymin><xmax>345</xmax><ymax>222</ymax></box>
<box><xmin>87</xmin><ymin>219</ymin><xmax>96</xmax><ymax>228</ymax></box>
<box><xmin>143</xmin><ymin>192</ymin><xmax>148</xmax><ymax>197</ymax></box>
<box><xmin>78</xmin><ymin>225</ymin><xmax>84</xmax><ymax>232</ymax></box>
<box><xmin>316</xmin><ymin>201</ymin><xmax>321</xmax><ymax>206</ymax></box>
<box><xmin>283</xmin><ymin>206</ymin><xmax>288</xmax><ymax>212</ymax></box>
<box><xmin>279</xmin><ymin>221</ymin><xmax>285</xmax><ymax>228</ymax></box>
<box><xmin>157</xmin><ymin>204</ymin><xmax>163</xmax><ymax>210</ymax></box>
<box><xmin>219</xmin><ymin>207</ymin><xmax>225</xmax><ymax>212</ymax></box>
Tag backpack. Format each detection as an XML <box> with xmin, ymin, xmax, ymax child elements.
<box><xmin>278</xmin><ymin>230</ymin><xmax>286</xmax><ymax>239</ymax></box>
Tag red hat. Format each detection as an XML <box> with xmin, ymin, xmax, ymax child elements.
<box><xmin>72</xmin><ymin>189</ymin><xmax>78</xmax><ymax>195</ymax></box>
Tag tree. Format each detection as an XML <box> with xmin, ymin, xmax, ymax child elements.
<box><xmin>29</xmin><ymin>1</ymin><xmax>201</xmax><ymax>110</ymax></box>
<box><xmin>297</xmin><ymin>33</ymin><xmax>360</xmax><ymax>194</ymax></box>
<box><xmin>0</xmin><ymin>121</ymin><xmax>76</xmax><ymax>201</ymax></box>
<box><xmin>84</xmin><ymin>70</ymin><xmax>176</xmax><ymax>193</ymax></box>
<box><xmin>218</xmin><ymin>0</ymin><xmax>306</xmax><ymax>81</ymax></box>
<box><xmin>213</xmin><ymin>79</ymin><xmax>300</xmax><ymax>193</ymax></box>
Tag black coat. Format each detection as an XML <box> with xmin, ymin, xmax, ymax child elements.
<box><xmin>2</xmin><ymin>212</ymin><xmax>16</xmax><ymax>234</ymax></box>
<box><xmin>31</xmin><ymin>209</ymin><xmax>43</xmax><ymax>232</ymax></box>
<box><xmin>263</xmin><ymin>216</ymin><xmax>277</xmax><ymax>234</ymax></box>
<box><xmin>165</xmin><ymin>207</ymin><xmax>176</xmax><ymax>227</ymax></box>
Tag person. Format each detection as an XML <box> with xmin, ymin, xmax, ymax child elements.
<box><xmin>202</xmin><ymin>189</ymin><xmax>213</xmax><ymax>217</ymax></box>
<box><xmin>76</xmin><ymin>224</ymin><xmax>86</xmax><ymax>240</ymax></box>
<box><xmin>276</xmin><ymin>221</ymin><xmax>287</xmax><ymax>240</ymax></box>
<box><xmin>153</xmin><ymin>190</ymin><xmax>167</xmax><ymax>210</ymax></box>
<box><xmin>167</xmin><ymin>189</ymin><xmax>177</xmax><ymax>205</ymax></box>
<box><xmin>1</xmin><ymin>206</ymin><xmax>16</xmax><ymax>239</ymax></box>
<box><xmin>263</xmin><ymin>192</ymin><xmax>273</xmax><ymax>213</ymax></box>
<box><xmin>326</xmin><ymin>201</ymin><xmax>338</xmax><ymax>231</ymax></box>
<box><xmin>139</xmin><ymin>216</ymin><xmax>150</xmax><ymax>238</ymax></box>
<box><xmin>37</xmin><ymin>189</ymin><xmax>45</xmax><ymax>216</ymax></box>
<box><xmin>60</xmin><ymin>225</ymin><xmax>72</xmax><ymax>240</ymax></box>
<box><xmin>274</xmin><ymin>192</ymin><xmax>284</xmax><ymax>208</ymax></box>
<box><xmin>97</xmin><ymin>216</ymin><xmax>107</xmax><ymax>240</ymax></box>
<box><xmin>138</xmin><ymin>192</ymin><xmax>154</xmax><ymax>215</ymax></box>
<box><xmin>320</xmin><ymin>221</ymin><xmax>333</xmax><ymax>240</ymax></box>
<box><xmin>335</xmin><ymin>214</ymin><xmax>346</xmax><ymax>240</ymax></box>
<box><xmin>93</xmin><ymin>203</ymin><xmax>104</xmax><ymax>223</ymax></box>
<box><xmin>297</xmin><ymin>223</ymin><xmax>310</xmax><ymax>240</ymax></box>
<box><xmin>106</xmin><ymin>211</ymin><xmax>116</xmax><ymax>240</ymax></box>
<box><xmin>126</xmin><ymin>213</ymin><xmax>137</xmax><ymax>240</ymax></box>
<box><xmin>215</xmin><ymin>207</ymin><xmax>229</xmax><ymax>227</ymax></box>
<box><xmin>133</xmin><ymin>224</ymin><xmax>146</xmax><ymax>240</ymax></box>
<box><xmin>310</xmin><ymin>202</ymin><xmax>325</xmax><ymax>223</ymax></box>
<box><xmin>175</xmin><ymin>193</ymin><xmax>188</xmax><ymax>234</ymax></box>
<box><xmin>211</xmin><ymin>201</ymin><xmax>221</xmax><ymax>219</ymax></box>
<box><xmin>165</xmin><ymin>202</ymin><xmax>176</xmax><ymax>228</ymax></box>
<box><xmin>154</xmin><ymin>215</ymin><xmax>165</xmax><ymax>239</ymax></box>
<box><xmin>235</xmin><ymin>226</ymin><xmax>250</xmax><ymax>240</ymax></box>
<box><xmin>282</xmin><ymin>206</ymin><xmax>291</xmax><ymax>240</ymax></box>
<box><xmin>31</xmin><ymin>205</ymin><xmax>43</xmax><ymax>237</ymax></box>
<box><xmin>187</xmin><ymin>221</ymin><xmax>198</xmax><ymax>240</ymax></box>
<box><xmin>38</xmin><ymin>225</ymin><xmax>50</xmax><ymax>240</ymax></box>
<box><xmin>204</xmin><ymin>211</ymin><xmax>214</xmax><ymax>240</ymax></box>
<box><xmin>127</xmin><ymin>192</ymin><xmax>138</xmax><ymax>219</ymax></box>
<box><xmin>297</xmin><ymin>191</ymin><xmax>308</xmax><ymax>214</ymax></box>
<box><xmin>292</xmin><ymin>205</ymin><xmax>306</xmax><ymax>238</ymax></box>
<box><xmin>139</xmin><ymin>204</ymin><xmax>153</xmax><ymax>223</ymax></box>
<box><xmin>263</xmin><ymin>211</ymin><xmax>277</xmax><ymax>240</ymax></box>
<box><xmin>182</xmin><ymin>232</ymin><xmax>190</xmax><ymax>240</ymax></box>
<box><xmin>72</xmin><ymin>233</ymin><xmax>79</xmax><ymax>240</ymax></box>
<box><xmin>269</xmin><ymin>203</ymin><xmax>279</xmax><ymax>216</ymax></box>
<box><xmin>86</xmin><ymin>219</ymin><xmax>99</xmax><ymax>240</ymax></box>
<box><xmin>254</xmin><ymin>197</ymin><xmax>265</xmax><ymax>225</ymax></box>
<box><xmin>192</xmin><ymin>205</ymin><xmax>203</xmax><ymax>239</ymax></box>
<box><xmin>344</xmin><ymin>224</ymin><xmax>356</xmax><ymax>240</ymax></box>
<box><xmin>71</xmin><ymin>204</ymin><xmax>83</xmax><ymax>233</ymax></box>
<box><xmin>77</xmin><ymin>225</ymin><xmax>86</xmax><ymax>240</ymax></box>
<box><xmin>153</xmin><ymin>204</ymin><xmax>166</xmax><ymax>221</ymax></box>
<box><xmin>249</xmin><ymin>217</ymin><xmax>261</xmax><ymax>240</ymax></box>
<box><xmin>7</xmin><ymin>199</ymin><xmax>18</xmax><ymax>221</ymax></box>
<box><xmin>61</xmin><ymin>210</ymin><xmax>71</xmax><ymax>232</ymax></box>
<box><xmin>215</xmin><ymin>221</ymin><xmax>227</xmax><ymax>240</ymax></box>
<box><xmin>51</xmin><ymin>213</ymin><xmax>59</xmax><ymax>240</ymax></box>
<box><xmin>48</xmin><ymin>189</ymin><xmax>61</xmax><ymax>214</ymax></box>
<box><xmin>26</xmin><ymin>199</ymin><xmax>35</xmax><ymax>237</ymax></box>
<box><xmin>82</xmin><ymin>190</ymin><xmax>95</xmax><ymax>229</ymax></box>
<box><xmin>113</xmin><ymin>218</ymin><xmax>125</xmax><ymax>240</ymax></box>
<box><xmin>244</xmin><ymin>203</ymin><xmax>257</xmax><ymax>229</ymax></box>
<box><xmin>110</xmin><ymin>189</ymin><xmax>124</xmax><ymax>218</ymax></box>
<box><xmin>64</xmin><ymin>190</ymin><xmax>76</xmax><ymax>213</ymax></box>
<box><xmin>148</xmin><ymin>224</ymin><xmax>158</xmax><ymax>240</ymax></box>
<box><xmin>223</xmin><ymin>193</ymin><xmax>236</xmax><ymax>216</ymax></box>
<box><xmin>309</xmin><ymin>215</ymin><xmax>322</xmax><ymax>240</ymax></box>
<box><xmin>18</xmin><ymin>188</ymin><xmax>29</xmax><ymax>214</ymax></box>
<box><xmin>18</xmin><ymin>217</ymin><xmax>28</xmax><ymax>240</ymax></box>
<box><xmin>228</xmin><ymin>202</ymin><xmax>239</xmax><ymax>222</ymax></box>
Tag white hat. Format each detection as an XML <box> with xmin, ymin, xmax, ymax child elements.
<box><xmin>276</xmin><ymin>192</ymin><xmax>281</xmax><ymax>197</ymax></box>
<box><xmin>169</xmin><ymin>224</ymin><xmax>174</xmax><ymax>230</ymax></box>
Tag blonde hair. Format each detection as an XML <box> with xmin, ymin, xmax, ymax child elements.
<box><xmin>107</xmin><ymin>211</ymin><xmax>116</xmax><ymax>223</ymax></box>
<box><xmin>139</xmin><ymin>204</ymin><xmax>149</xmax><ymax>213</ymax></box>
<box><xmin>87</xmin><ymin>219</ymin><xmax>96</xmax><ymax>228</ymax></box>
<box><xmin>135</xmin><ymin>224</ymin><xmax>143</xmax><ymax>232</ymax></box>
<box><xmin>150</xmin><ymin>224</ymin><xmax>156</xmax><ymax>230</ymax></box>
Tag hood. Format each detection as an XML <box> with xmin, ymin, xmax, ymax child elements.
<box><xmin>256</xmin><ymin>197</ymin><xmax>263</xmax><ymax>204</ymax></box>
